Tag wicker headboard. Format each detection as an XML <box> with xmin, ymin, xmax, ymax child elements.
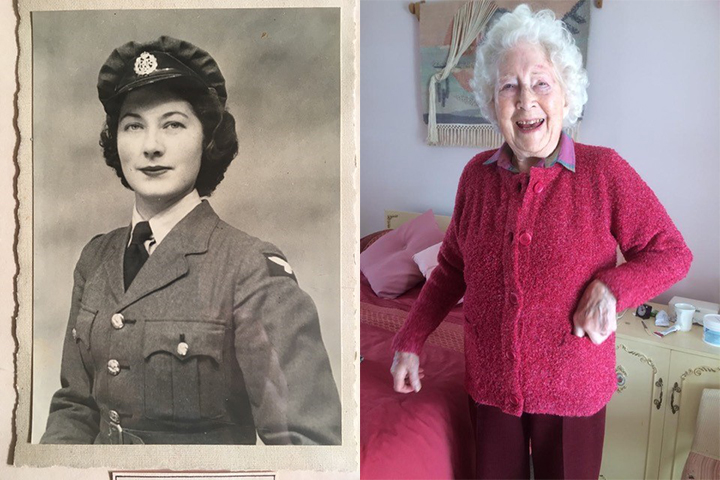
<box><xmin>384</xmin><ymin>210</ymin><xmax>452</xmax><ymax>232</ymax></box>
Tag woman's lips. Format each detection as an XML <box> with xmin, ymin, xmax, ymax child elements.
<box><xmin>515</xmin><ymin>118</ymin><xmax>545</xmax><ymax>133</ymax></box>
<box><xmin>139</xmin><ymin>166</ymin><xmax>171</xmax><ymax>177</ymax></box>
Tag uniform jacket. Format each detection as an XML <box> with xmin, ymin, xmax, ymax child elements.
<box><xmin>393</xmin><ymin>140</ymin><xmax>692</xmax><ymax>417</ymax></box>
<box><xmin>41</xmin><ymin>201</ymin><xmax>341</xmax><ymax>444</ymax></box>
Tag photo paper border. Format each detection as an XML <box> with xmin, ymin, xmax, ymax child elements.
<box><xmin>12</xmin><ymin>0</ymin><xmax>358</xmax><ymax>473</ymax></box>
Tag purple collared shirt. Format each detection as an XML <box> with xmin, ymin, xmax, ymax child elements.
<box><xmin>483</xmin><ymin>132</ymin><xmax>576</xmax><ymax>173</ymax></box>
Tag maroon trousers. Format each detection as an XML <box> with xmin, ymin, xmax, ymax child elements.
<box><xmin>473</xmin><ymin>402</ymin><xmax>606</xmax><ymax>479</ymax></box>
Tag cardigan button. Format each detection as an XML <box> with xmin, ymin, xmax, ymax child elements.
<box><xmin>509</xmin><ymin>394</ymin><xmax>521</xmax><ymax>407</ymax></box>
<box><xmin>509</xmin><ymin>292</ymin><xmax>519</xmax><ymax>305</ymax></box>
<box><xmin>533</xmin><ymin>182</ymin><xmax>544</xmax><ymax>194</ymax></box>
<box><xmin>519</xmin><ymin>232</ymin><xmax>532</xmax><ymax>246</ymax></box>
<box><xmin>505</xmin><ymin>349</ymin><xmax>515</xmax><ymax>360</ymax></box>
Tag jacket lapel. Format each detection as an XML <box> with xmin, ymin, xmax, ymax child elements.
<box><xmin>116</xmin><ymin>201</ymin><xmax>220</xmax><ymax>312</ymax></box>
<box><xmin>101</xmin><ymin>227</ymin><xmax>130</xmax><ymax>304</ymax></box>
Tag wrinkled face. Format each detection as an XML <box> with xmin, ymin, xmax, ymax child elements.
<box><xmin>117</xmin><ymin>86</ymin><xmax>203</xmax><ymax>210</ymax></box>
<box><xmin>493</xmin><ymin>42</ymin><xmax>568</xmax><ymax>162</ymax></box>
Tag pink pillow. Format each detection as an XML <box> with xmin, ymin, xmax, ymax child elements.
<box><xmin>412</xmin><ymin>242</ymin><xmax>442</xmax><ymax>278</ymax></box>
<box><xmin>360</xmin><ymin>229</ymin><xmax>392</xmax><ymax>253</ymax></box>
<box><xmin>360</xmin><ymin>210</ymin><xmax>445</xmax><ymax>298</ymax></box>
<box><xmin>412</xmin><ymin>242</ymin><xmax>463</xmax><ymax>304</ymax></box>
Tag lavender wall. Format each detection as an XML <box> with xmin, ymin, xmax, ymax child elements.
<box><xmin>360</xmin><ymin>0</ymin><xmax>720</xmax><ymax>304</ymax></box>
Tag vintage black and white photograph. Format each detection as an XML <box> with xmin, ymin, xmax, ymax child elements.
<box><xmin>13</xmin><ymin>1</ymin><xmax>356</xmax><ymax>472</ymax></box>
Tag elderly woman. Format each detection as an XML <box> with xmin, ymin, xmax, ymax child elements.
<box><xmin>40</xmin><ymin>36</ymin><xmax>341</xmax><ymax>445</ymax></box>
<box><xmin>391</xmin><ymin>5</ymin><xmax>691</xmax><ymax>479</ymax></box>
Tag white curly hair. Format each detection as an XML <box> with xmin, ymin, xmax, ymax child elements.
<box><xmin>471</xmin><ymin>4</ymin><xmax>589</xmax><ymax>128</ymax></box>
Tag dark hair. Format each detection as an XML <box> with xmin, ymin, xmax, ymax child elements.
<box><xmin>99</xmin><ymin>80</ymin><xmax>239</xmax><ymax>197</ymax></box>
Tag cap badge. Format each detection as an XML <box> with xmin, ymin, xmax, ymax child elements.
<box><xmin>134</xmin><ymin>52</ymin><xmax>158</xmax><ymax>76</ymax></box>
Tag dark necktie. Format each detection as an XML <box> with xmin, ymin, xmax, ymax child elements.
<box><xmin>124</xmin><ymin>221</ymin><xmax>153</xmax><ymax>290</ymax></box>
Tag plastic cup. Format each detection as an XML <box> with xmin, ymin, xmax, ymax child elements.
<box><xmin>675</xmin><ymin>303</ymin><xmax>695</xmax><ymax>332</ymax></box>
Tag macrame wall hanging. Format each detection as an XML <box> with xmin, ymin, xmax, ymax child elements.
<box><xmin>417</xmin><ymin>0</ymin><xmax>592</xmax><ymax>147</ymax></box>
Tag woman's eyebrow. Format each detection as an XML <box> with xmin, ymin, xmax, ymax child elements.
<box><xmin>119</xmin><ymin>112</ymin><xmax>142</xmax><ymax>122</ymax></box>
<box><xmin>160</xmin><ymin>111</ymin><xmax>189</xmax><ymax>119</ymax></box>
<box><xmin>532</xmin><ymin>65</ymin><xmax>553</xmax><ymax>74</ymax></box>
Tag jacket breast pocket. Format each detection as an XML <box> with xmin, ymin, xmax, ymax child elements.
<box><xmin>142</xmin><ymin>320</ymin><xmax>227</xmax><ymax>422</ymax></box>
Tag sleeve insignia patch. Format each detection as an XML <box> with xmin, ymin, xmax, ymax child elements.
<box><xmin>264</xmin><ymin>253</ymin><xmax>298</xmax><ymax>283</ymax></box>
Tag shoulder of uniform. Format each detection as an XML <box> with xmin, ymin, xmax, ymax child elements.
<box><xmin>80</xmin><ymin>227</ymin><xmax>123</xmax><ymax>254</ymax></box>
<box><xmin>255</xmin><ymin>240</ymin><xmax>298</xmax><ymax>283</ymax></box>
<box><xmin>213</xmin><ymin>221</ymin><xmax>299</xmax><ymax>283</ymax></box>
<box><xmin>75</xmin><ymin>227</ymin><xmax>127</xmax><ymax>278</ymax></box>
<box><xmin>212</xmin><ymin>219</ymin><xmax>267</xmax><ymax>251</ymax></box>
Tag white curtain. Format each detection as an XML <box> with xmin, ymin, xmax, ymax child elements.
<box><xmin>426</xmin><ymin>0</ymin><xmax>497</xmax><ymax>145</ymax></box>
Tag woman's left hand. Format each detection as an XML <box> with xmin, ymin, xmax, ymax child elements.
<box><xmin>572</xmin><ymin>279</ymin><xmax>617</xmax><ymax>345</ymax></box>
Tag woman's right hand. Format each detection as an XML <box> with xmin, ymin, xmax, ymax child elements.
<box><xmin>391</xmin><ymin>351</ymin><xmax>424</xmax><ymax>393</ymax></box>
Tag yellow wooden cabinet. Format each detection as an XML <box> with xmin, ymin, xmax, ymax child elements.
<box><xmin>600</xmin><ymin>304</ymin><xmax>720</xmax><ymax>480</ymax></box>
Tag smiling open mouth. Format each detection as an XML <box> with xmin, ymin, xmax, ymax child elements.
<box><xmin>516</xmin><ymin>119</ymin><xmax>545</xmax><ymax>132</ymax></box>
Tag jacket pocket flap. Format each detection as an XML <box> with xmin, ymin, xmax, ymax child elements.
<box><xmin>142</xmin><ymin>320</ymin><xmax>225</xmax><ymax>363</ymax></box>
<box><xmin>74</xmin><ymin>306</ymin><xmax>97</xmax><ymax>348</ymax></box>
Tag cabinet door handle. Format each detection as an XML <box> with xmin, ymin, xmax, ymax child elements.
<box><xmin>670</xmin><ymin>381</ymin><xmax>681</xmax><ymax>414</ymax></box>
<box><xmin>653</xmin><ymin>378</ymin><xmax>663</xmax><ymax>410</ymax></box>
<box><xmin>616</xmin><ymin>369</ymin><xmax>627</xmax><ymax>389</ymax></box>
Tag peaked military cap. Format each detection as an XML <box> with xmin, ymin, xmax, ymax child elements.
<box><xmin>97</xmin><ymin>36</ymin><xmax>227</xmax><ymax>114</ymax></box>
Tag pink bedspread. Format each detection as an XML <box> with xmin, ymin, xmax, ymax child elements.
<box><xmin>360</xmin><ymin>274</ymin><xmax>464</xmax><ymax>324</ymax></box>
<box><xmin>361</xmin><ymin>275</ymin><xmax>474</xmax><ymax>479</ymax></box>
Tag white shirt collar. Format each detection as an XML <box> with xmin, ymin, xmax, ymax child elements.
<box><xmin>130</xmin><ymin>190</ymin><xmax>202</xmax><ymax>249</ymax></box>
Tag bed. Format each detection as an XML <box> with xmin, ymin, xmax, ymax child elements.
<box><xmin>360</xmin><ymin>210</ymin><xmax>475</xmax><ymax>480</ymax></box>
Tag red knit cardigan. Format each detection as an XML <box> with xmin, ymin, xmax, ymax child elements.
<box><xmin>392</xmin><ymin>142</ymin><xmax>692</xmax><ymax>417</ymax></box>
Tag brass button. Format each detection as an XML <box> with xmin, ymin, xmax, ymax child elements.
<box><xmin>108</xmin><ymin>410</ymin><xmax>120</xmax><ymax>423</ymax></box>
<box><xmin>177</xmin><ymin>342</ymin><xmax>189</xmax><ymax>357</ymax></box>
<box><xmin>71</xmin><ymin>328</ymin><xmax>77</xmax><ymax>340</ymax></box>
<box><xmin>107</xmin><ymin>359</ymin><xmax>120</xmax><ymax>376</ymax></box>
<box><xmin>111</xmin><ymin>313</ymin><xmax>125</xmax><ymax>330</ymax></box>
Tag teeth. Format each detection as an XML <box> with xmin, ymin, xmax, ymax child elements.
<box><xmin>517</xmin><ymin>119</ymin><xmax>543</xmax><ymax>126</ymax></box>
